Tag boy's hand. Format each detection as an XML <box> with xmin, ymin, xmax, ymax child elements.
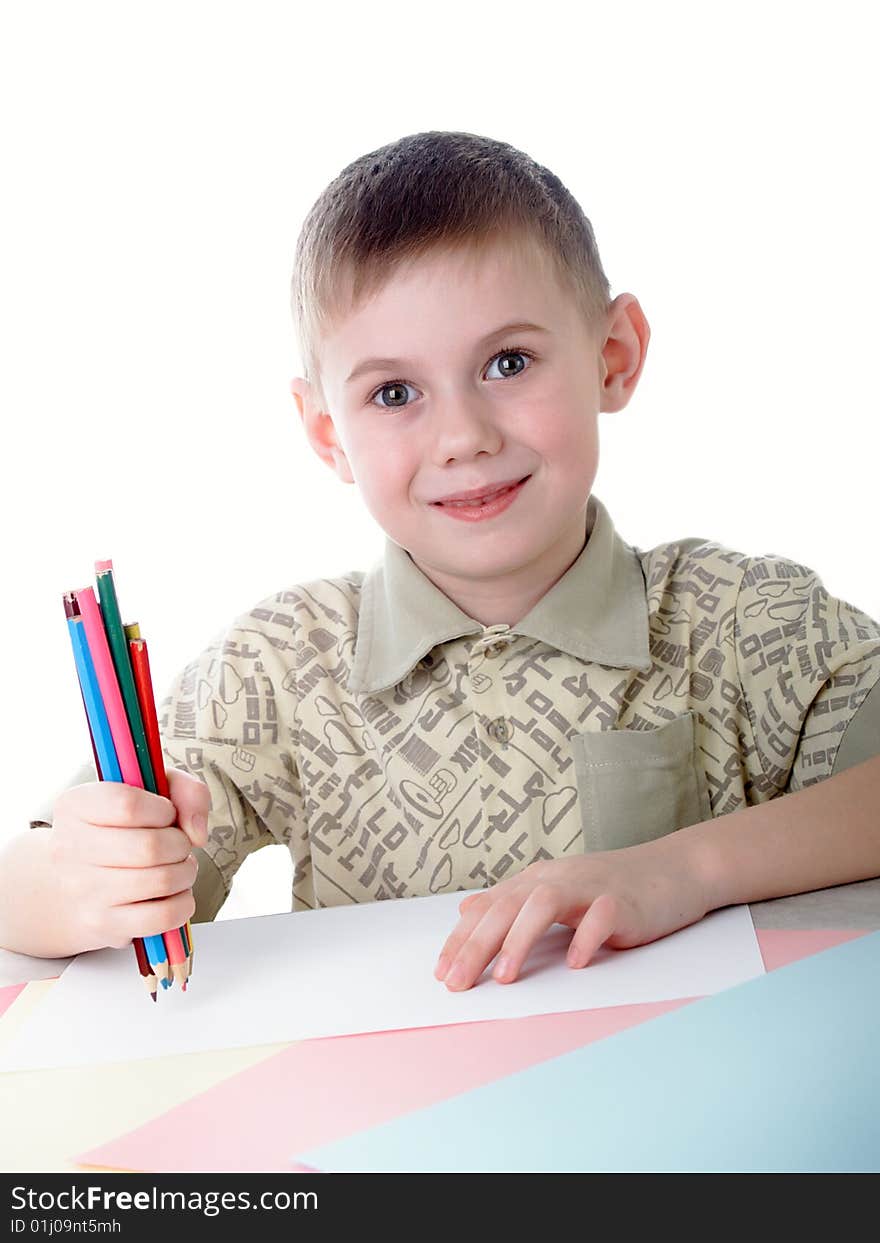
<box><xmin>434</xmin><ymin>839</ymin><xmax>711</xmax><ymax>991</ymax></box>
<box><xmin>49</xmin><ymin>770</ymin><xmax>210</xmax><ymax>952</ymax></box>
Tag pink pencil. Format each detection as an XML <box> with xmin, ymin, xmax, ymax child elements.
<box><xmin>74</xmin><ymin>587</ymin><xmax>143</xmax><ymax>788</ymax></box>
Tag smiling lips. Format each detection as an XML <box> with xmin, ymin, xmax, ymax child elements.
<box><xmin>433</xmin><ymin>475</ymin><xmax>530</xmax><ymax>506</ymax></box>
<box><xmin>431</xmin><ymin>475</ymin><xmax>531</xmax><ymax>522</ymax></box>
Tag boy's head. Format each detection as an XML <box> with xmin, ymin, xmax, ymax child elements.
<box><xmin>290</xmin><ymin>131</ymin><xmax>649</xmax><ymax>616</ymax></box>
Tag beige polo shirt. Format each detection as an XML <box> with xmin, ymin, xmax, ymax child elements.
<box><xmin>33</xmin><ymin>494</ymin><xmax>880</xmax><ymax>922</ymax></box>
<box><xmin>150</xmin><ymin>493</ymin><xmax>880</xmax><ymax>921</ymax></box>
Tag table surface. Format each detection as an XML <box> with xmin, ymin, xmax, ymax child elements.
<box><xmin>2</xmin><ymin>878</ymin><xmax>879</xmax><ymax>1176</ymax></box>
<box><xmin>2</xmin><ymin>877</ymin><xmax>879</xmax><ymax>989</ymax></box>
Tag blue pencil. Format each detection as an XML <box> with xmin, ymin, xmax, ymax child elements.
<box><xmin>143</xmin><ymin>934</ymin><xmax>172</xmax><ymax>988</ymax></box>
<box><xmin>64</xmin><ymin>595</ymin><xmax>122</xmax><ymax>783</ymax></box>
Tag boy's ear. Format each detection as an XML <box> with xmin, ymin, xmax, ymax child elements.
<box><xmin>598</xmin><ymin>294</ymin><xmax>651</xmax><ymax>414</ymax></box>
<box><xmin>289</xmin><ymin>377</ymin><xmax>355</xmax><ymax>485</ymax></box>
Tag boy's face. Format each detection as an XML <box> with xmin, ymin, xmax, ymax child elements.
<box><xmin>292</xmin><ymin>237</ymin><xmax>648</xmax><ymax>617</ymax></box>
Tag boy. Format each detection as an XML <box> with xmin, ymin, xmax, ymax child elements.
<box><xmin>2</xmin><ymin>130</ymin><xmax>879</xmax><ymax>992</ymax></box>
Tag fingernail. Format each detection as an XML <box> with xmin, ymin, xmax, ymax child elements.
<box><xmin>493</xmin><ymin>956</ymin><xmax>512</xmax><ymax>982</ymax></box>
<box><xmin>434</xmin><ymin>954</ymin><xmax>450</xmax><ymax>980</ymax></box>
<box><xmin>445</xmin><ymin>962</ymin><xmax>465</xmax><ymax>989</ymax></box>
<box><xmin>192</xmin><ymin>813</ymin><xmax>207</xmax><ymax>841</ymax></box>
<box><xmin>567</xmin><ymin>947</ymin><xmax>582</xmax><ymax>968</ymax></box>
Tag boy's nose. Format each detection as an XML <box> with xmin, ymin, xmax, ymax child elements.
<box><xmin>429</xmin><ymin>394</ymin><xmax>504</xmax><ymax>462</ymax></box>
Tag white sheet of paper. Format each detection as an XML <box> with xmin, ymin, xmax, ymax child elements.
<box><xmin>0</xmin><ymin>891</ymin><xmax>763</xmax><ymax>1072</ymax></box>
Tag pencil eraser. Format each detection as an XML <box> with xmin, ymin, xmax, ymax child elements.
<box><xmin>95</xmin><ymin>559</ymin><xmax>114</xmax><ymax>573</ymax></box>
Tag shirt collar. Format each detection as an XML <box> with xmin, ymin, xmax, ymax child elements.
<box><xmin>345</xmin><ymin>493</ymin><xmax>652</xmax><ymax>695</ymax></box>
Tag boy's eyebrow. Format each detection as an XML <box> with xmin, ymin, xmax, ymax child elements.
<box><xmin>344</xmin><ymin>321</ymin><xmax>550</xmax><ymax>386</ymax></box>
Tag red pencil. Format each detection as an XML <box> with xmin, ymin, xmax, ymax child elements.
<box><xmin>127</xmin><ymin>636</ymin><xmax>169</xmax><ymax>799</ymax></box>
<box><xmin>128</xmin><ymin>632</ymin><xmax>193</xmax><ymax>983</ymax></box>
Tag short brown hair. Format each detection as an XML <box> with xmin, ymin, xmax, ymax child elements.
<box><xmin>290</xmin><ymin>130</ymin><xmax>612</xmax><ymax>407</ymax></box>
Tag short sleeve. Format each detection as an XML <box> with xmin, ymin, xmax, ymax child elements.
<box><xmin>159</xmin><ymin>616</ymin><xmax>305</xmax><ymax>922</ymax></box>
<box><xmin>735</xmin><ymin>554</ymin><xmax>880</xmax><ymax>799</ymax></box>
<box><xmin>829</xmin><ymin>676</ymin><xmax>880</xmax><ymax>776</ymax></box>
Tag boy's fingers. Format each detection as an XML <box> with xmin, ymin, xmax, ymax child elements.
<box><xmin>107</xmin><ymin>855</ymin><xmax>199</xmax><ymax>906</ymax></box>
<box><xmin>440</xmin><ymin>893</ymin><xmax>528</xmax><ymax>991</ymax></box>
<box><xmin>490</xmin><ymin>890</ymin><xmax>568</xmax><ymax>984</ymax></box>
<box><xmin>166</xmin><ymin>768</ymin><xmax>211</xmax><ymax>847</ymax></box>
<box><xmin>567</xmin><ymin>893</ymin><xmax>618</xmax><ymax>968</ymax></box>
<box><xmin>57</xmin><ymin>782</ymin><xmax>176</xmax><ymax>829</ymax></box>
<box><xmin>109</xmin><ymin>891</ymin><xmax>198</xmax><ymax>944</ymax></box>
<box><xmin>436</xmin><ymin>884</ymin><xmax>527</xmax><ymax>981</ymax></box>
<box><xmin>434</xmin><ymin>900</ymin><xmax>495</xmax><ymax>980</ymax></box>
<box><xmin>69</xmin><ymin>823</ymin><xmax>196</xmax><ymax>869</ymax></box>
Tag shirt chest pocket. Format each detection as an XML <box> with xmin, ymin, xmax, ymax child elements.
<box><xmin>571</xmin><ymin>710</ymin><xmax>713</xmax><ymax>852</ymax></box>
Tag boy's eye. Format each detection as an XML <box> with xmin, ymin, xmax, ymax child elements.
<box><xmin>367</xmin><ymin>347</ymin><xmax>534</xmax><ymax>410</ymax></box>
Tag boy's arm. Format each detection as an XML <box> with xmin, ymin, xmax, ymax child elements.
<box><xmin>707</xmin><ymin>553</ymin><xmax>880</xmax><ymax>905</ymax></box>
<box><xmin>687</xmin><ymin>659</ymin><xmax>880</xmax><ymax>910</ymax></box>
<box><xmin>435</xmin><ymin>747</ymin><xmax>880</xmax><ymax>993</ymax></box>
<box><xmin>683</xmin><ymin>749</ymin><xmax>880</xmax><ymax>911</ymax></box>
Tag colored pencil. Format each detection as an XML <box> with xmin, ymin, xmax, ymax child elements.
<box><xmin>73</xmin><ymin>587</ymin><xmax>142</xmax><ymax>787</ymax></box>
<box><xmin>64</xmin><ymin>568</ymin><xmax>196</xmax><ymax>996</ymax></box>
<box><xmin>127</xmin><ymin>632</ymin><xmax>194</xmax><ymax>979</ymax></box>
<box><xmin>143</xmin><ymin>934</ymin><xmax>171</xmax><ymax>988</ymax></box>
<box><xmin>133</xmin><ymin>933</ymin><xmax>158</xmax><ymax>1003</ymax></box>
<box><xmin>64</xmin><ymin>594</ymin><xmax>152</xmax><ymax>987</ymax></box>
<box><xmin>127</xmin><ymin>636</ymin><xmax>169</xmax><ymax>799</ymax></box>
<box><xmin>79</xmin><ymin>688</ymin><xmax>104</xmax><ymax>780</ymax></box>
<box><xmin>180</xmin><ymin>922</ymin><xmax>193</xmax><ymax>986</ymax></box>
<box><xmin>163</xmin><ymin>925</ymin><xmax>187</xmax><ymax>983</ymax></box>
<box><xmin>63</xmin><ymin>594</ymin><xmax>122</xmax><ymax>783</ymax></box>
<box><xmin>95</xmin><ymin>561</ymin><xmax>156</xmax><ymax>793</ymax></box>
<box><xmin>73</xmin><ymin>587</ymin><xmax>175</xmax><ymax>976</ymax></box>
<box><xmin>96</xmin><ymin>578</ymin><xmax>187</xmax><ymax>979</ymax></box>
<box><xmin>170</xmin><ymin>960</ymin><xmax>189</xmax><ymax>989</ymax></box>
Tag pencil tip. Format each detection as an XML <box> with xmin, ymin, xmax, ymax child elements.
<box><xmin>151</xmin><ymin>992</ymin><xmax>157</xmax><ymax>1003</ymax></box>
<box><xmin>161</xmin><ymin>978</ymin><xmax>170</xmax><ymax>990</ymax></box>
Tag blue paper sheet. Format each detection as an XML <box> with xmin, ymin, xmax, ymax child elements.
<box><xmin>296</xmin><ymin>929</ymin><xmax>880</xmax><ymax>1172</ymax></box>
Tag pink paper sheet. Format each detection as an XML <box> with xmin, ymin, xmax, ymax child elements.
<box><xmin>77</xmin><ymin>928</ymin><xmax>868</xmax><ymax>1173</ymax></box>
<box><xmin>0</xmin><ymin>984</ymin><xmax>26</xmax><ymax>1020</ymax></box>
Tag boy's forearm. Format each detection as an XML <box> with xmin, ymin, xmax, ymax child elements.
<box><xmin>0</xmin><ymin>829</ymin><xmax>87</xmax><ymax>959</ymax></box>
<box><xmin>674</xmin><ymin>753</ymin><xmax>880</xmax><ymax>911</ymax></box>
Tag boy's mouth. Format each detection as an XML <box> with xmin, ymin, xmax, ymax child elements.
<box><xmin>431</xmin><ymin>475</ymin><xmax>531</xmax><ymax>507</ymax></box>
<box><xmin>430</xmin><ymin>475</ymin><xmax>531</xmax><ymax>521</ymax></box>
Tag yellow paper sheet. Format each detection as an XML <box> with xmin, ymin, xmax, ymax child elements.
<box><xmin>0</xmin><ymin>980</ymin><xmax>288</xmax><ymax>1173</ymax></box>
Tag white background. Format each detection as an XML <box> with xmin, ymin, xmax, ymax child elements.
<box><xmin>1</xmin><ymin>1</ymin><xmax>877</xmax><ymax>918</ymax></box>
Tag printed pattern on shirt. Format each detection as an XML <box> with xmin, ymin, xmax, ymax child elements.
<box><xmin>158</xmin><ymin>540</ymin><xmax>880</xmax><ymax>919</ymax></box>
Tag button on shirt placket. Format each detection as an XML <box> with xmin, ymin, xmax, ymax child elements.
<box><xmin>467</xmin><ymin>625</ymin><xmax>518</xmax><ymax>889</ymax></box>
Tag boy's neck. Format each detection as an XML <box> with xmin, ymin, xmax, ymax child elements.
<box><xmin>408</xmin><ymin>505</ymin><xmax>591</xmax><ymax>628</ymax></box>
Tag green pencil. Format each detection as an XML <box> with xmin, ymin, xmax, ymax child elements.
<box><xmin>95</xmin><ymin>560</ymin><xmax>156</xmax><ymax>793</ymax></box>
